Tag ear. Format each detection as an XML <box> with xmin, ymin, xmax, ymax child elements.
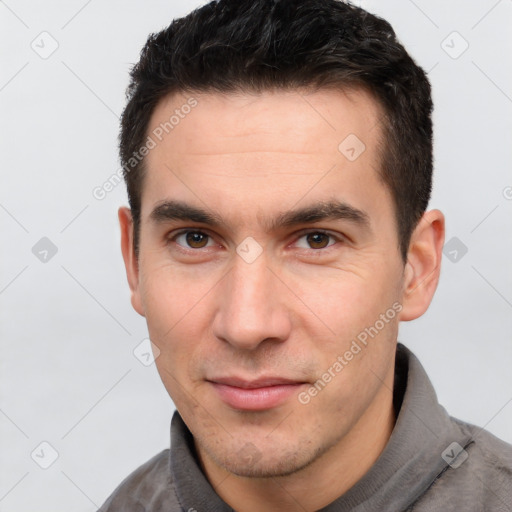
<box><xmin>119</xmin><ymin>206</ymin><xmax>145</xmax><ymax>317</ymax></box>
<box><xmin>399</xmin><ymin>209</ymin><xmax>445</xmax><ymax>322</ymax></box>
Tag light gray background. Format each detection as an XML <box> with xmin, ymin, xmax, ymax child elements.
<box><xmin>1</xmin><ymin>0</ymin><xmax>511</xmax><ymax>510</ymax></box>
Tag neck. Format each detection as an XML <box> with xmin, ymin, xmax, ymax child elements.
<box><xmin>197</xmin><ymin>379</ymin><xmax>397</xmax><ymax>512</ymax></box>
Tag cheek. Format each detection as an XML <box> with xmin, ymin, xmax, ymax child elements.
<box><xmin>293</xmin><ymin>268</ymin><xmax>394</xmax><ymax>335</ymax></box>
<box><xmin>139</xmin><ymin>259</ymin><xmax>217</xmax><ymax>330</ymax></box>
<box><xmin>292</xmin><ymin>264</ymin><xmax>401</xmax><ymax>384</ymax></box>
<box><xmin>139</xmin><ymin>265</ymin><xmax>217</xmax><ymax>381</ymax></box>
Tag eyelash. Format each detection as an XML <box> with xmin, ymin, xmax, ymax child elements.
<box><xmin>167</xmin><ymin>228</ymin><xmax>344</xmax><ymax>253</ymax></box>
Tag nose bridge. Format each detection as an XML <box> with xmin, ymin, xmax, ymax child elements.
<box><xmin>213</xmin><ymin>251</ymin><xmax>289</xmax><ymax>350</ymax></box>
<box><xmin>234</xmin><ymin>255</ymin><xmax>271</xmax><ymax>309</ymax></box>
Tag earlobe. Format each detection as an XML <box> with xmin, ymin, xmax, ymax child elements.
<box><xmin>399</xmin><ymin>209</ymin><xmax>445</xmax><ymax>322</ymax></box>
<box><xmin>118</xmin><ymin>206</ymin><xmax>145</xmax><ymax>317</ymax></box>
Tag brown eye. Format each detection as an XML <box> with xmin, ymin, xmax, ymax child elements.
<box><xmin>186</xmin><ymin>232</ymin><xmax>209</xmax><ymax>248</ymax></box>
<box><xmin>306</xmin><ymin>232</ymin><xmax>331</xmax><ymax>249</ymax></box>
<box><xmin>174</xmin><ymin>231</ymin><xmax>212</xmax><ymax>249</ymax></box>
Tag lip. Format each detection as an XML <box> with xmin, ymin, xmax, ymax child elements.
<box><xmin>208</xmin><ymin>377</ymin><xmax>307</xmax><ymax>411</ymax></box>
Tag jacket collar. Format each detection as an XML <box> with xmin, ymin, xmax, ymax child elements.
<box><xmin>170</xmin><ymin>343</ymin><xmax>472</xmax><ymax>511</ymax></box>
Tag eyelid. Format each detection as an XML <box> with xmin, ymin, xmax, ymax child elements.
<box><xmin>291</xmin><ymin>228</ymin><xmax>347</xmax><ymax>247</ymax></box>
<box><xmin>167</xmin><ymin>228</ymin><xmax>218</xmax><ymax>250</ymax></box>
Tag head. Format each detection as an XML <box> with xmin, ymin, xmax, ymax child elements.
<box><xmin>119</xmin><ymin>0</ymin><xmax>444</xmax><ymax>482</ymax></box>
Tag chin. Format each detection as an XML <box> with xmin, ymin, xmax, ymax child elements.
<box><xmin>200</xmin><ymin>435</ymin><xmax>329</xmax><ymax>479</ymax></box>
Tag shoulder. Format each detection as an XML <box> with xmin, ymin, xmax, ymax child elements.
<box><xmin>98</xmin><ymin>449</ymin><xmax>183</xmax><ymax>511</ymax></box>
<box><xmin>456</xmin><ymin>418</ymin><xmax>512</xmax><ymax>496</ymax></box>
<box><xmin>413</xmin><ymin>417</ymin><xmax>512</xmax><ymax>511</ymax></box>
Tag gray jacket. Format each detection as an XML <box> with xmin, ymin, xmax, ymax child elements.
<box><xmin>99</xmin><ymin>343</ymin><xmax>512</xmax><ymax>511</ymax></box>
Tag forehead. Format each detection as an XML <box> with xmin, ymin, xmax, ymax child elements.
<box><xmin>141</xmin><ymin>88</ymin><xmax>390</xmax><ymax>229</ymax></box>
<box><xmin>149</xmin><ymin>87</ymin><xmax>381</xmax><ymax>156</ymax></box>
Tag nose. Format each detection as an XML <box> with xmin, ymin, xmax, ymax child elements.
<box><xmin>212</xmin><ymin>251</ymin><xmax>292</xmax><ymax>351</ymax></box>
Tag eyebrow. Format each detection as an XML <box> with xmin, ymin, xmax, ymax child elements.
<box><xmin>149</xmin><ymin>199</ymin><xmax>371</xmax><ymax>232</ymax></box>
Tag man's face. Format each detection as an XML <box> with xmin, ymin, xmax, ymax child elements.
<box><xmin>124</xmin><ymin>88</ymin><xmax>409</xmax><ymax>477</ymax></box>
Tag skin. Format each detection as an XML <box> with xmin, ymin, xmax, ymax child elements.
<box><xmin>119</xmin><ymin>88</ymin><xmax>445</xmax><ymax>512</ymax></box>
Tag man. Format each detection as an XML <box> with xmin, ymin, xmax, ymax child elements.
<box><xmin>100</xmin><ymin>0</ymin><xmax>512</xmax><ymax>510</ymax></box>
